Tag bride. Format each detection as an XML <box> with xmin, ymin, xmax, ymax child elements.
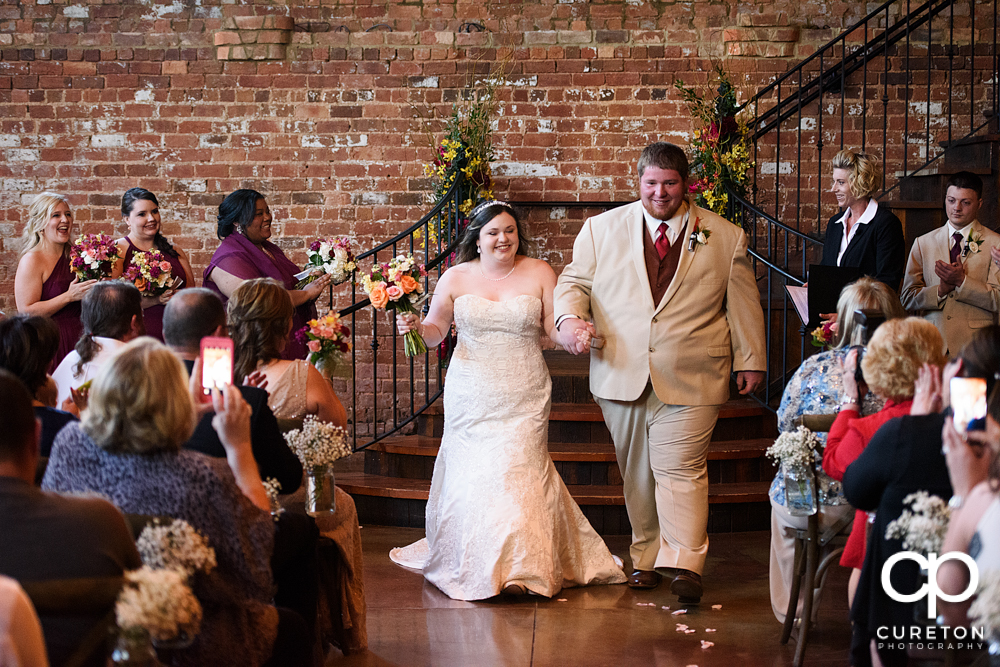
<box><xmin>389</xmin><ymin>200</ymin><xmax>626</xmax><ymax>600</ymax></box>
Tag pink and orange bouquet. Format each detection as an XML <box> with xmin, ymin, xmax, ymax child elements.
<box><xmin>296</xmin><ymin>312</ymin><xmax>351</xmax><ymax>369</ymax></box>
<box><xmin>361</xmin><ymin>253</ymin><xmax>428</xmax><ymax>357</ymax></box>
<box><xmin>294</xmin><ymin>236</ymin><xmax>357</xmax><ymax>289</ymax></box>
<box><xmin>123</xmin><ymin>248</ymin><xmax>174</xmax><ymax>296</ymax></box>
<box><xmin>69</xmin><ymin>233</ymin><xmax>121</xmax><ymax>281</ymax></box>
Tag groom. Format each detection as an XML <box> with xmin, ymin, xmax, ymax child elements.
<box><xmin>553</xmin><ymin>142</ymin><xmax>766</xmax><ymax>601</ymax></box>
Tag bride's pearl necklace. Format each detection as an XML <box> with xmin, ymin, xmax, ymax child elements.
<box><xmin>479</xmin><ymin>260</ymin><xmax>516</xmax><ymax>282</ymax></box>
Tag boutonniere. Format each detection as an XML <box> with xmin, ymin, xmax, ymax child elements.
<box><xmin>687</xmin><ymin>222</ymin><xmax>711</xmax><ymax>252</ymax></box>
<box><xmin>964</xmin><ymin>231</ymin><xmax>984</xmax><ymax>257</ymax></box>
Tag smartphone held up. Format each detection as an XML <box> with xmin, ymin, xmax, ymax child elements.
<box><xmin>950</xmin><ymin>376</ymin><xmax>988</xmax><ymax>434</ymax></box>
<box><xmin>200</xmin><ymin>336</ymin><xmax>234</xmax><ymax>400</ymax></box>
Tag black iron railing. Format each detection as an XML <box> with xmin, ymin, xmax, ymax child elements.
<box><xmin>337</xmin><ymin>175</ymin><xmax>471</xmax><ymax>451</ymax></box>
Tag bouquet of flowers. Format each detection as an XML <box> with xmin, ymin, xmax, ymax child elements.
<box><xmin>766</xmin><ymin>426</ymin><xmax>821</xmax><ymax>469</ymax></box>
<box><xmin>296</xmin><ymin>312</ymin><xmax>351</xmax><ymax>370</ymax></box>
<box><xmin>135</xmin><ymin>518</ymin><xmax>217</xmax><ymax>578</ymax></box>
<box><xmin>294</xmin><ymin>236</ymin><xmax>357</xmax><ymax>289</ymax></box>
<box><xmin>284</xmin><ymin>415</ymin><xmax>351</xmax><ymax>470</ymax></box>
<box><xmin>811</xmin><ymin>320</ymin><xmax>837</xmax><ymax>350</ymax></box>
<box><xmin>115</xmin><ymin>566</ymin><xmax>202</xmax><ymax>643</ymax></box>
<box><xmin>69</xmin><ymin>233</ymin><xmax>121</xmax><ymax>281</ymax></box>
<box><xmin>885</xmin><ymin>491</ymin><xmax>951</xmax><ymax>554</ymax></box>
<box><xmin>968</xmin><ymin>570</ymin><xmax>1000</xmax><ymax>641</ymax></box>
<box><xmin>122</xmin><ymin>248</ymin><xmax>174</xmax><ymax>296</ymax></box>
<box><xmin>361</xmin><ymin>253</ymin><xmax>428</xmax><ymax>356</ymax></box>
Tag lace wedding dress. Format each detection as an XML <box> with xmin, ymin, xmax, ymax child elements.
<box><xmin>390</xmin><ymin>294</ymin><xmax>626</xmax><ymax>600</ymax></box>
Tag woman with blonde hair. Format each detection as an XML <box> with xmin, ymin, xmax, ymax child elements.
<box><xmin>41</xmin><ymin>338</ymin><xmax>313</xmax><ymax>667</ymax></box>
<box><xmin>13</xmin><ymin>193</ymin><xmax>97</xmax><ymax>366</ymax></box>
<box><xmin>228</xmin><ymin>277</ymin><xmax>346</xmax><ymax>426</ymax></box>
<box><xmin>821</xmin><ymin>149</ymin><xmax>906</xmax><ymax>291</ymax></box>
<box><xmin>769</xmin><ymin>276</ymin><xmax>905</xmax><ymax>624</ymax></box>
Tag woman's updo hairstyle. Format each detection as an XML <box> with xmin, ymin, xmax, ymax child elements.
<box><xmin>454</xmin><ymin>200</ymin><xmax>535</xmax><ymax>265</ymax></box>
<box><xmin>121</xmin><ymin>187</ymin><xmax>178</xmax><ymax>258</ymax></box>
<box><xmin>831</xmin><ymin>149</ymin><xmax>883</xmax><ymax>200</ymax></box>
<box><xmin>217</xmin><ymin>189</ymin><xmax>264</xmax><ymax>240</ymax></box>
<box><xmin>227</xmin><ymin>277</ymin><xmax>294</xmax><ymax>381</ymax></box>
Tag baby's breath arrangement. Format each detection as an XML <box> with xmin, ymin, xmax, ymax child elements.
<box><xmin>263</xmin><ymin>477</ymin><xmax>285</xmax><ymax>520</ymax></box>
<box><xmin>284</xmin><ymin>415</ymin><xmax>351</xmax><ymax>470</ymax></box>
<box><xmin>136</xmin><ymin>519</ymin><xmax>217</xmax><ymax>577</ymax></box>
<box><xmin>766</xmin><ymin>426</ymin><xmax>821</xmax><ymax>469</ymax></box>
<box><xmin>968</xmin><ymin>570</ymin><xmax>1000</xmax><ymax>640</ymax></box>
<box><xmin>115</xmin><ymin>566</ymin><xmax>202</xmax><ymax>643</ymax></box>
<box><xmin>885</xmin><ymin>491</ymin><xmax>952</xmax><ymax>555</ymax></box>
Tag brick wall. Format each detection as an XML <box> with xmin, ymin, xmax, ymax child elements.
<box><xmin>0</xmin><ymin>0</ymin><xmax>995</xmax><ymax>317</ymax></box>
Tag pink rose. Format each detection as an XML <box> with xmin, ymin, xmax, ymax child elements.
<box><xmin>386</xmin><ymin>285</ymin><xmax>403</xmax><ymax>301</ymax></box>
<box><xmin>307</xmin><ymin>340</ymin><xmax>322</xmax><ymax>353</ymax></box>
<box><xmin>159</xmin><ymin>261</ymin><xmax>172</xmax><ymax>272</ymax></box>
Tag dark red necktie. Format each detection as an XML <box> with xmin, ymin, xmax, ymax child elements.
<box><xmin>655</xmin><ymin>222</ymin><xmax>670</xmax><ymax>260</ymax></box>
<box><xmin>950</xmin><ymin>231</ymin><xmax>963</xmax><ymax>264</ymax></box>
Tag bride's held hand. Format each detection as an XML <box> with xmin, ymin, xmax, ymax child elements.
<box><xmin>396</xmin><ymin>312</ymin><xmax>422</xmax><ymax>336</ymax></box>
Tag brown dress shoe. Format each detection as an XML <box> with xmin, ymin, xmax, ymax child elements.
<box><xmin>501</xmin><ymin>583</ymin><xmax>527</xmax><ymax>596</ymax></box>
<box><xmin>669</xmin><ymin>569</ymin><xmax>703</xmax><ymax>602</ymax></box>
<box><xmin>627</xmin><ymin>570</ymin><xmax>661</xmax><ymax>589</ymax></box>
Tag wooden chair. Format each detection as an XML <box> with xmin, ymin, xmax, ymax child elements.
<box><xmin>21</xmin><ymin>576</ymin><xmax>125</xmax><ymax>667</ymax></box>
<box><xmin>779</xmin><ymin>413</ymin><xmax>854</xmax><ymax>667</ymax></box>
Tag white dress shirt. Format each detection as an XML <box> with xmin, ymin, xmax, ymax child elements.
<box><xmin>51</xmin><ymin>336</ymin><xmax>128</xmax><ymax>408</ymax></box>
<box><xmin>642</xmin><ymin>200</ymin><xmax>690</xmax><ymax>246</ymax></box>
<box><xmin>835</xmin><ymin>198</ymin><xmax>879</xmax><ymax>266</ymax></box>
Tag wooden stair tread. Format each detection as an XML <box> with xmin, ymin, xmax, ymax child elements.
<box><xmin>337</xmin><ymin>472</ymin><xmax>770</xmax><ymax>505</ymax></box>
<box><xmin>424</xmin><ymin>398</ymin><xmax>766</xmax><ymax>421</ymax></box>
<box><xmin>369</xmin><ymin>435</ymin><xmax>773</xmax><ymax>461</ymax></box>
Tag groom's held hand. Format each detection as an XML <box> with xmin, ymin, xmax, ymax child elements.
<box><xmin>736</xmin><ymin>370</ymin><xmax>765</xmax><ymax>395</ymax></box>
<box><xmin>558</xmin><ymin>318</ymin><xmax>595</xmax><ymax>355</ymax></box>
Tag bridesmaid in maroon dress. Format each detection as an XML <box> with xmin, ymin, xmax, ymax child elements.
<box><xmin>14</xmin><ymin>192</ymin><xmax>97</xmax><ymax>366</ymax></box>
<box><xmin>112</xmin><ymin>188</ymin><xmax>195</xmax><ymax>341</ymax></box>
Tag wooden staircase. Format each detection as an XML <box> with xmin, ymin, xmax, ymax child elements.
<box><xmin>339</xmin><ymin>350</ymin><xmax>779</xmax><ymax>535</ymax></box>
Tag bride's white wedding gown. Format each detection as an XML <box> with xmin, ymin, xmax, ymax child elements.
<box><xmin>389</xmin><ymin>294</ymin><xmax>626</xmax><ymax>600</ymax></box>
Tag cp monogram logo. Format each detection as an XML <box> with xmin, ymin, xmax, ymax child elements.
<box><xmin>882</xmin><ymin>551</ymin><xmax>979</xmax><ymax>619</ymax></box>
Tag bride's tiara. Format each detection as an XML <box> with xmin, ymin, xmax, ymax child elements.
<box><xmin>470</xmin><ymin>200</ymin><xmax>515</xmax><ymax>219</ymax></box>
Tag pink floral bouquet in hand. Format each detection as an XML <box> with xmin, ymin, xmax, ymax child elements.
<box><xmin>296</xmin><ymin>312</ymin><xmax>351</xmax><ymax>370</ymax></box>
<box><xmin>70</xmin><ymin>233</ymin><xmax>121</xmax><ymax>281</ymax></box>
<box><xmin>295</xmin><ymin>236</ymin><xmax>357</xmax><ymax>289</ymax></box>
<box><xmin>810</xmin><ymin>319</ymin><xmax>837</xmax><ymax>350</ymax></box>
<box><xmin>123</xmin><ymin>248</ymin><xmax>174</xmax><ymax>296</ymax></box>
<box><xmin>361</xmin><ymin>253</ymin><xmax>428</xmax><ymax>357</ymax></box>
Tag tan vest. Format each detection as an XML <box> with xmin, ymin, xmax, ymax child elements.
<box><xmin>642</xmin><ymin>220</ymin><xmax>687</xmax><ymax>306</ymax></box>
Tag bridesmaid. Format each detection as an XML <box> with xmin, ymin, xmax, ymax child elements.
<box><xmin>113</xmin><ymin>188</ymin><xmax>195</xmax><ymax>341</ymax></box>
<box><xmin>14</xmin><ymin>192</ymin><xmax>96</xmax><ymax>366</ymax></box>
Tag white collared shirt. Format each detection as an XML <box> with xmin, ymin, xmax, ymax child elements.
<box><xmin>52</xmin><ymin>336</ymin><xmax>128</xmax><ymax>408</ymax></box>
<box><xmin>836</xmin><ymin>198</ymin><xmax>879</xmax><ymax>266</ymax></box>
<box><xmin>947</xmin><ymin>221</ymin><xmax>974</xmax><ymax>257</ymax></box>
<box><xmin>642</xmin><ymin>200</ymin><xmax>689</xmax><ymax>246</ymax></box>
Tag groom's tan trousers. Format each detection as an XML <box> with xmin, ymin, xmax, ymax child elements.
<box><xmin>596</xmin><ymin>382</ymin><xmax>720</xmax><ymax>575</ymax></box>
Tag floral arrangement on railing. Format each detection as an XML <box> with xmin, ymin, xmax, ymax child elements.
<box><xmin>675</xmin><ymin>64</ymin><xmax>755</xmax><ymax>215</ymax></box>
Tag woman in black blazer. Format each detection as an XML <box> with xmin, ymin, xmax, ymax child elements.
<box><xmin>821</xmin><ymin>149</ymin><xmax>906</xmax><ymax>292</ymax></box>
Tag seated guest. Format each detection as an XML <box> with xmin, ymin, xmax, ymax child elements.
<box><xmin>203</xmin><ymin>189</ymin><xmax>331</xmax><ymax>360</ymax></box>
<box><xmin>0</xmin><ymin>315</ymin><xmax>77</xmax><ymax>456</ymax></box>
<box><xmin>840</xmin><ymin>327</ymin><xmax>1000</xmax><ymax>666</ymax></box>
<box><xmin>821</xmin><ymin>149</ymin><xmax>906</xmax><ymax>291</ymax></box>
<box><xmin>0</xmin><ymin>370</ymin><xmax>140</xmax><ymax>667</ymax></box>
<box><xmin>163</xmin><ymin>288</ymin><xmax>303</xmax><ymax>492</ymax></box>
<box><xmin>42</xmin><ymin>339</ymin><xmax>311</xmax><ymax>667</ymax></box>
<box><xmin>51</xmin><ymin>281</ymin><xmax>144</xmax><ymax>408</ymax></box>
<box><xmin>228</xmin><ymin>278</ymin><xmax>347</xmax><ymax>426</ymax></box>
<box><xmin>823</xmin><ymin>317</ymin><xmax>946</xmax><ymax>605</ymax></box>
<box><xmin>14</xmin><ymin>193</ymin><xmax>97</xmax><ymax>367</ymax></box>
<box><xmin>0</xmin><ymin>574</ymin><xmax>48</xmax><ymax>667</ymax></box>
<box><xmin>112</xmin><ymin>187</ymin><xmax>195</xmax><ymax>341</ymax></box>
<box><xmin>770</xmin><ymin>277</ymin><xmax>905</xmax><ymax>623</ymax></box>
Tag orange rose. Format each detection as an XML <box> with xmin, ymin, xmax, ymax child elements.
<box><xmin>369</xmin><ymin>282</ymin><xmax>389</xmax><ymax>309</ymax></box>
<box><xmin>135</xmin><ymin>278</ymin><xmax>147</xmax><ymax>292</ymax></box>
<box><xmin>399</xmin><ymin>275</ymin><xmax>418</xmax><ymax>294</ymax></box>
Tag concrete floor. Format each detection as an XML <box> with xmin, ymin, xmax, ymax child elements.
<box><xmin>329</xmin><ymin>527</ymin><xmax>852</xmax><ymax>666</ymax></box>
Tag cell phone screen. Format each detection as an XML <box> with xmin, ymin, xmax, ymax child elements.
<box><xmin>950</xmin><ymin>377</ymin><xmax>988</xmax><ymax>434</ymax></box>
<box><xmin>200</xmin><ymin>338</ymin><xmax>233</xmax><ymax>394</ymax></box>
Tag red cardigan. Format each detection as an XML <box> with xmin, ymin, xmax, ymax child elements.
<box><xmin>822</xmin><ymin>398</ymin><xmax>913</xmax><ymax>569</ymax></box>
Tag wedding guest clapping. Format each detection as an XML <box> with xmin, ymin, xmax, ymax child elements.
<box><xmin>113</xmin><ymin>188</ymin><xmax>195</xmax><ymax>341</ymax></box>
<box><xmin>13</xmin><ymin>193</ymin><xmax>96</xmax><ymax>367</ymax></box>
<box><xmin>203</xmin><ymin>190</ymin><xmax>331</xmax><ymax>360</ymax></box>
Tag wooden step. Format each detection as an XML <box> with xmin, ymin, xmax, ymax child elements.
<box><xmin>421</xmin><ymin>397</ymin><xmax>767</xmax><ymax>421</ymax></box>
<box><xmin>337</xmin><ymin>472</ymin><xmax>770</xmax><ymax>505</ymax></box>
<box><xmin>368</xmin><ymin>435</ymin><xmax>772</xmax><ymax>462</ymax></box>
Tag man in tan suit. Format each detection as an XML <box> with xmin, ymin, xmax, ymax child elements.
<box><xmin>553</xmin><ymin>142</ymin><xmax>766</xmax><ymax>602</ymax></box>
<box><xmin>900</xmin><ymin>172</ymin><xmax>1000</xmax><ymax>355</ymax></box>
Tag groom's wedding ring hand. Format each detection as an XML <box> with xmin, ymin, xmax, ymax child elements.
<box><xmin>397</xmin><ymin>312</ymin><xmax>422</xmax><ymax>336</ymax></box>
<box><xmin>559</xmin><ymin>318</ymin><xmax>595</xmax><ymax>355</ymax></box>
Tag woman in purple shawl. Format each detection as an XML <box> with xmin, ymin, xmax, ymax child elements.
<box><xmin>204</xmin><ymin>190</ymin><xmax>332</xmax><ymax>360</ymax></box>
<box><xmin>14</xmin><ymin>192</ymin><xmax>97</xmax><ymax>368</ymax></box>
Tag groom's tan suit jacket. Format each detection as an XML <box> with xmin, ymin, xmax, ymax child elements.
<box><xmin>554</xmin><ymin>199</ymin><xmax>766</xmax><ymax>406</ymax></box>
